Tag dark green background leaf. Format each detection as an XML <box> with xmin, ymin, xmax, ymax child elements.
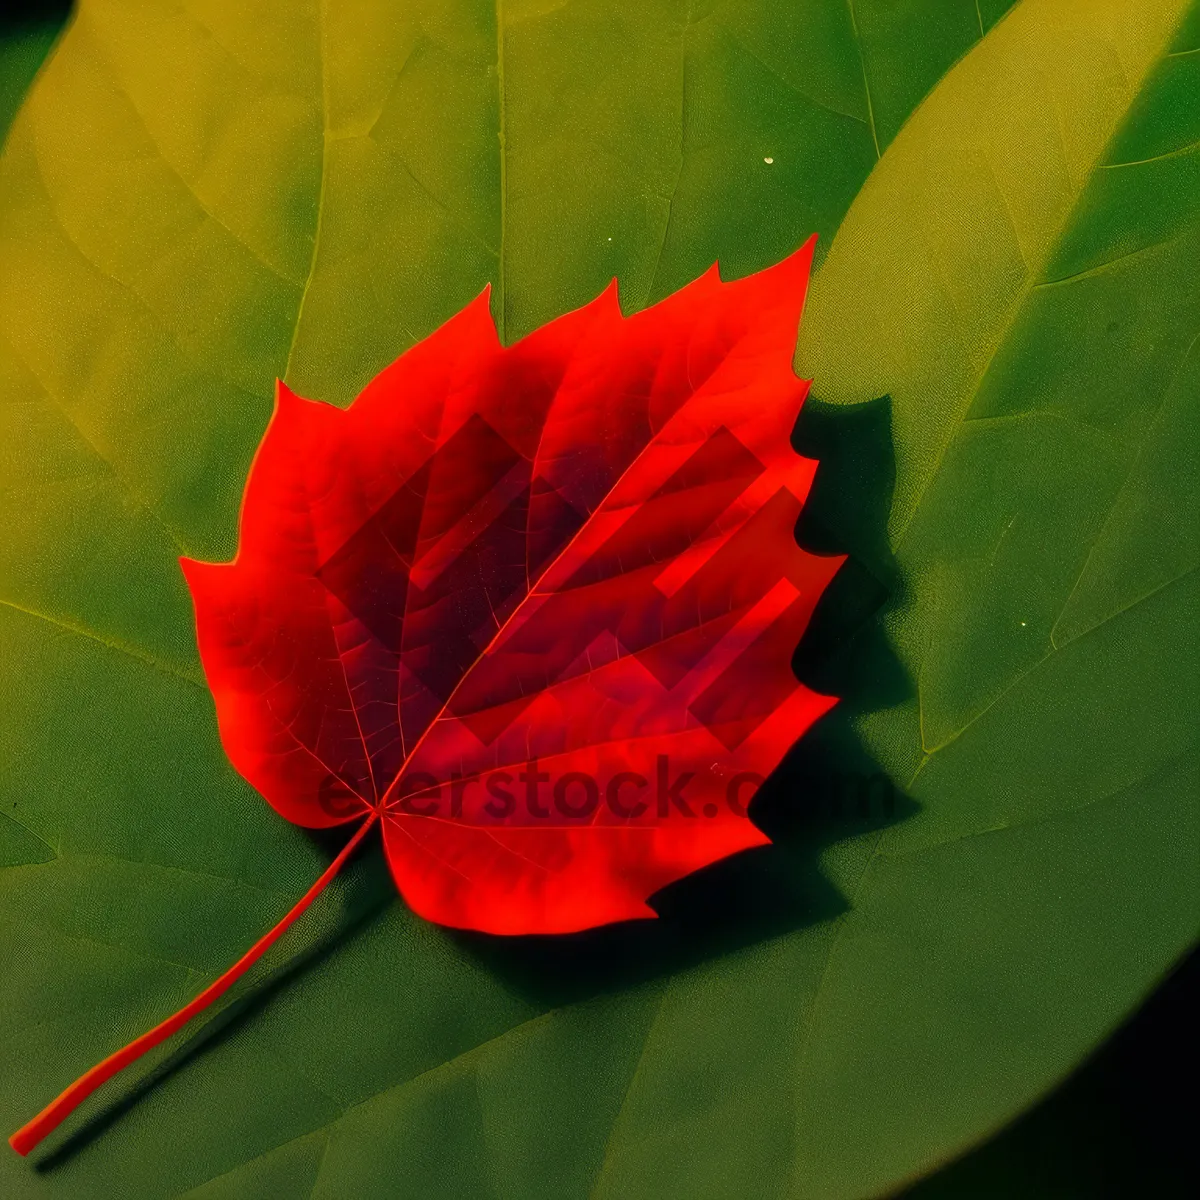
<box><xmin>0</xmin><ymin>7</ymin><xmax>66</xmax><ymax>152</ymax></box>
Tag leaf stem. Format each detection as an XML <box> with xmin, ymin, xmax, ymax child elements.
<box><xmin>8</xmin><ymin>812</ymin><xmax>378</xmax><ymax>1157</ymax></box>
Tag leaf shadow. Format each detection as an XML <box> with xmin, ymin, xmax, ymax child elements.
<box><xmin>30</xmin><ymin>395</ymin><xmax>915</xmax><ymax>1166</ymax></box>
<box><xmin>0</xmin><ymin>0</ymin><xmax>72</xmax><ymax>37</ymax></box>
<box><xmin>451</xmin><ymin>395</ymin><xmax>920</xmax><ymax>1008</ymax></box>
<box><xmin>30</xmin><ymin>835</ymin><xmax>397</xmax><ymax>1173</ymax></box>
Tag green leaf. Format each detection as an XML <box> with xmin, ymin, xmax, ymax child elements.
<box><xmin>794</xmin><ymin>0</ymin><xmax>1200</xmax><ymax>1192</ymax></box>
<box><xmin>0</xmin><ymin>15</ymin><xmax>64</xmax><ymax>153</ymax></box>
<box><xmin>1</xmin><ymin>1</ymin><xmax>1193</xmax><ymax>1199</ymax></box>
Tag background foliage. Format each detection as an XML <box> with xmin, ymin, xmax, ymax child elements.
<box><xmin>0</xmin><ymin>2</ymin><xmax>1196</xmax><ymax>1196</ymax></box>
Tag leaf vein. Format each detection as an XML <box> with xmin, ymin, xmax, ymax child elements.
<box><xmin>0</xmin><ymin>597</ymin><xmax>204</xmax><ymax>688</ymax></box>
<box><xmin>284</xmin><ymin>0</ymin><xmax>329</xmax><ymax>384</ymax></box>
<box><xmin>844</xmin><ymin>0</ymin><xmax>880</xmax><ymax>159</ymax></box>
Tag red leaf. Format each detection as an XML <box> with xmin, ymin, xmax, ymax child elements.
<box><xmin>183</xmin><ymin>237</ymin><xmax>838</xmax><ymax>934</ymax></box>
<box><xmin>10</xmin><ymin>240</ymin><xmax>840</xmax><ymax>1153</ymax></box>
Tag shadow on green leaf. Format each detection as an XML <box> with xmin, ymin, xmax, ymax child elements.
<box><xmin>451</xmin><ymin>395</ymin><xmax>918</xmax><ymax>1007</ymax></box>
<box><xmin>32</xmin><ymin>394</ymin><xmax>916</xmax><ymax>1165</ymax></box>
